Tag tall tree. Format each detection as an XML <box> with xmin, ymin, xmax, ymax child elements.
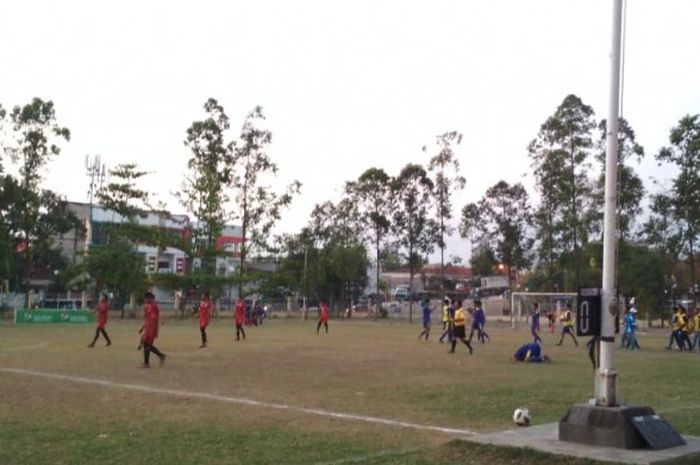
<box><xmin>528</xmin><ymin>94</ymin><xmax>596</xmax><ymax>290</ymax></box>
<box><xmin>392</xmin><ymin>164</ymin><xmax>436</xmax><ymax>322</ymax></box>
<box><xmin>0</xmin><ymin>103</ymin><xmax>6</xmax><ymax>172</ymax></box>
<box><xmin>460</xmin><ymin>181</ymin><xmax>533</xmax><ymax>291</ymax></box>
<box><xmin>654</xmin><ymin>115</ymin><xmax>700</xmax><ymax>307</ymax></box>
<box><xmin>425</xmin><ymin>131</ymin><xmax>465</xmax><ymax>283</ymax></box>
<box><xmin>177</xmin><ymin>98</ymin><xmax>232</xmax><ymax>278</ymax></box>
<box><xmin>642</xmin><ymin>193</ymin><xmax>683</xmax><ymax>258</ymax></box>
<box><xmin>229</xmin><ymin>106</ymin><xmax>301</xmax><ymax>296</ymax></box>
<box><xmin>306</xmin><ymin>199</ymin><xmax>368</xmax><ymax>311</ymax></box>
<box><xmin>345</xmin><ymin>167</ymin><xmax>393</xmax><ymax>315</ymax></box>
<box><xmin>89</xmin><ymin>163</ymin><xmax>153</xmax><ymax>315</ymax></box>
<box><xmin>468</xmin><ymin>242</ymin><xmax>497</xmax><ymax>284</ymax></box>
<box><xmin>2</xmin><ymin>98</ymin><xmax>70</xmax><ymax>303</ymax></box>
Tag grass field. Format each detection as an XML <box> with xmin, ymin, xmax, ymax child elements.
<box><xmin>1</xmin><ymin>316</ymin><xmax>699</xmax><ymax>465</ymax></box>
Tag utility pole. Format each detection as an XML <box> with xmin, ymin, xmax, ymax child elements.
<box><xmin>560</xmin><ymin>1</ymin><xmax>684</xmax><ymax>450</ymax></box>
<box><xmin>83</xmin><ymin>154</ymin><xmax>106</xmax><ymax>309</ymax></box>
<box><xmin>596</xmin><ymin>0</ymin><xmax>623</xmax><ymax>407</ymax></box>
<box><xmin>302</xmin><ymin>246</ymin><xmax>308</xmax><ymax>319</ymax></box>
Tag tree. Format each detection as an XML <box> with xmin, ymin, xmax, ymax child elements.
<box><xmin>87</xmin><ymin>163</ymin><xmax>154</xmax><ymax>315</ymax></box>
<box><xmin>392</xmin><ymin>164</ymin><xmax>436</xmax><ymax>322</ymax></box>
<box><xmin>229</xmin><ymin>106</ymin><xmax>301</xmax><ymax>297</ymax></box>
<box><xmin>617</xmin><ymin>242</ymin><xmax>673</xmax><ymax>323</ymax></box>
<box><xmin>345</xmin><ymin>167</ymin><xmax>393</xmax><ymax>315</ymax></box>
<box><xmin>468</xmin><ymin>242</ymin><xmax>497</xmax><ymax>285</ymax></box>
<box><xmin>177</xmin><ymin>99</ymin><xmax>232</xmax><ymax>278</ymax></box>
<box><xmin>425</xmin><ymin>131</ymin><xmax>465</xmax><ymax>283</ymax></box>
<box><xmin>0</xmin><ymin>103</ymin><xmax>6</xmax><ymax>172</ymax></box>
<box><xmin>1</xmin><ymin>98</ymin><xmax>71</xmax><ymax>303</ymax></box>
<box><xmin>83</xmin><ymin>233</ymin><xmax>148</xmax><ymax>313</ymax></box>
<box><xmin>307</xmin><ymin>199</ymin><xmax>368</xmax><ymax>311</ymax></box>
<box><xmin>653</xmin><ymin>115</ymin><xmax>700</xmax><ymax>307</ymax></box>
<box><xmin>528</xmin><ymin>94</ymin><xmax>596</xmax><ymax>290</ymax></box>
<box><xmin>642</xmin><ymin>193</ymin><xmax>683</xmax><ymax>258</ymax></box>
<box><xmin>460</xmin><ymin>181</ymin><xmax>533</xmax><ymax>291</ymax></box>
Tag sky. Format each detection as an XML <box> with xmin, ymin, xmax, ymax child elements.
<box><xmin>1</xmin><ymin>0</ymin><xmax>699</xmax><ymax>263</ymax></box>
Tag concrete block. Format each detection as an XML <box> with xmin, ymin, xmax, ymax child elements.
<box><xmin>559</xmin><ymin>403</ymin><xmax>656</xmax><ymax>449</ymax></box>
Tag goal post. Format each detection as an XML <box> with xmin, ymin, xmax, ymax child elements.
<box><xmin>509</xmin><ymin>292</ymin><xmax>577</xmax><ymax>330</ymax></box>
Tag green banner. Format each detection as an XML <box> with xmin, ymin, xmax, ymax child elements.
<box><xmin>14</xmin><ymin>308</ymin><xmax>95</xmax><ymax>324</ymax></box>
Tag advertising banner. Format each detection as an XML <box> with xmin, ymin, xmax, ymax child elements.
<box><xmin>14</xmin><ymin>309</ymin><xmax>95</xmax><ymax>324</ymax></box>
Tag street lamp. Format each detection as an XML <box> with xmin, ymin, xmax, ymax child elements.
<box><xmin>83</xmin><ymin>155</ymin><xmax>106</xmax><ymax>309</ymax></box>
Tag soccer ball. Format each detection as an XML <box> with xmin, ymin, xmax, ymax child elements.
<box><xmin>513</xmin><ymin>407</ymin><xmax>531</xmax><ymax>426</ymax></box>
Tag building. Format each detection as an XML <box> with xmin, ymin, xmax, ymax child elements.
<box><xmin>58</xmin><ymin>202</ymin><xmax>244</xmax><ymax>304</ymax></box>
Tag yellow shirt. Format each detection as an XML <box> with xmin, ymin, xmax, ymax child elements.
<box><xmin>693</xmin><ymin>314</ymin><xmax>700</xmax><ymax>332</ymax></box>
<box><xmin>441</xmin><ymin>305</ymin><xmax>449</xmax><ymax>323</ymax></box>
<box><xmin>562</xmin><ymin>310</ymin><xmax>574</xmax><ymax>328</ymax></box>
<box><xmin>672</xmin><ymin>313</ymin><xmax>682</xmax><ymax>330</ymax></box>
<box><xmin>454</xmin><ymin>308</ymin><xmax>466</xmax><ymax>327</ymax></box>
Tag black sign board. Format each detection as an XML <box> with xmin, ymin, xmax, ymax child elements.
<box><xmin>631</xmin><ymin>415</ymin><xmax>686</xmax><ymax>450</ymax></box>
<box><xmin>577</xmin><ymin>288</ymin><xmax>601</xmax><ymax>337</ymax></box>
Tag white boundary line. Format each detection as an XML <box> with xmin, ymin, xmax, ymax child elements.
<box><xmin>0</xmin><ymin>343</ymin><xmax>48</xmax><ymax>353</ymax></box>
<box><xmin>0</xmin><ymin>367</ymin><xmax>475</xmax><ymax>437</ymax></box>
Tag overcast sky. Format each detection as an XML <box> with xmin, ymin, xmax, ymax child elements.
<box><xmin>2</xmin><ymin>0</ymin><xmax>699</xmax><ymax>262</ymax></box>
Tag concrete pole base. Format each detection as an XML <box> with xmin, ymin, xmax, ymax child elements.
<box><xmin>559</xmin><ymin>403</ymin><xmax>655</xmax><ymax>449</ymax></box>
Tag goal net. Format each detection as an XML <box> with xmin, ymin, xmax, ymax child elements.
<box><xmin>509</xmin><ymin>292</ymin><xmax>577</xmax><ymax>330</ymax></box>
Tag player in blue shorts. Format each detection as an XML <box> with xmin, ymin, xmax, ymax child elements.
<box><xmin>468</xmin><ymin>299</ymin><xmax>489</xmax><ymax>344</ymax></box>
<box><xmin>438</xmin><ymin>298</ymin><xmax>454</xmax><ymax>343</ymax></box>
<box><xmin>513</xmin><ymin>341</ymin><xmax>550</xmax><ymax>363</ymax></box>
<box><xmin>556</xmin><ymin>304</ymin><xmax>578</xmax><ymax>347</ymax></box>
<box><xmin>418</xmin><ymin>297</ymin><xmax>433</xmax><ymax>341</ymax></box>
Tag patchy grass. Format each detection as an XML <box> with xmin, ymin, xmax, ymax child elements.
<box><xmin>0</xmin><ymin>317</ymin><xmax>698</xmax><ymax>464</ymax></box>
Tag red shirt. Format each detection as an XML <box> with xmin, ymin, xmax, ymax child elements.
<box><xmin>96</xmin><ymin>300</ymin><xmax>108</xmax><ymax>329</ymax></box>
<box><xmin>143</xmin><ymin>300</ymin><xmax>160</xmax><ymax>343</ymax></box>
<box><xmin>319</xmin><ymin>303</ymin><xmax>329</xmax><ymax>322</ymax></box>
<box><xmin>234</xmin><ymin>300</ymin><xmax>245</xmax><ymax>326</ymax></box>
<box><xmin>198</xmin><ymin>298</ymin><xmax>212</xmax><ymax>327</ymax></box>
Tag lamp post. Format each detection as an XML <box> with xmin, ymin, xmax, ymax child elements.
<box><xmin>560</xmin><ymin>1</ymin><xmax>684</xmax><ymax>450</ymax></box>
<box><xmin>83</xmin><ymin>155</ymin><xmax>106</xmax><ymax>309</ymax></box>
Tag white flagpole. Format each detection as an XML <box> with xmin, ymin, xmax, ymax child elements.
<box><xmin>596</xmin><ymin>0</ymin><xmax>623</xmax><ymax>407</ymax></box>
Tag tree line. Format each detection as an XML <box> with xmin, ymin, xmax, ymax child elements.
<box><xmin>269</xmin><ymin>94</ymin><xmax>699</xmax><ymax>321</ymax></box>
<box><xmin>0</xmin><ymin>95</ymin><xmax>698</xmax><ymax>321</ymax></box>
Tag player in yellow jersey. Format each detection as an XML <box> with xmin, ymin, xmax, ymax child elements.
<box><xmin>438</xmin><ymin>297</ymin><xmax>452</xmax><ymax>343</ymax></box>
<box><xmin>448</xmin><ymin>299</ymin><xmax>473</xmax><ymax>355</ymax></box>
<box><xmin>690</xmin><ymin>307</ymin><xmax>700</xmax><ymax>353</ymax></box>
<box><xmin>555</xmin><ymin>304</ymin><xmax>578</xmax><ymax>347</ymax></box>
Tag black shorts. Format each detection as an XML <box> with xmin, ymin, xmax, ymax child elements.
<box><xmin>453</xmin><ymin>326</ymin><xmax>466</xmax><ymax>338</ymax></box>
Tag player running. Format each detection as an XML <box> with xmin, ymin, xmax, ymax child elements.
<box><xmin>556</xmin><ymin>304</ymin><xmax>578</xmax><ymax>347</ymax></box>
<box><xmin>87</xmin><ymin>293</ymin><xmax>112</xmax><ymax>348</ymax></box>
<box><xmin>468</xmin><ymin>299</ymin><xmax>489</xmax><ymax>344</ymax></box>
<box><xmin>448</xmin><ymin>299</ymin><xmax>473</xmax><ymax>355</ymax></box>
<box><xmin>438</xmin><ymin>297</ymin><xmax>453</xmax><ymax>343</ymax></box>
<box><xmin>418</xmin><ymin>296</ymin><xmax>433</xmax><ymax>341</ymax></box>
<box><xmin>139</xmin><ymin>292</ymin><xmax>166</xmax><ymax>368</ymax></box>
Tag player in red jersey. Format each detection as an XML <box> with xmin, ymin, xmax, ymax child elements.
<box><xmin>197</xmin><ymin>293</ymin><xmax>212</xmax><ymax>348</ymax></box>
<box><xmin>316</xmin><ymin>301</ymin><xmax>329</xmax><ymax>333</ymax></box>
<box><xmin>234</xmin><ymin>297</ymin><xmax>246</xmax><ymax>341</ymax></box>
<box><xmin>88</xmin><ymin>293</ymin><xmax>112</xmax><ymax>348</ymax></box>
<box><xmin>139</xmin><ymin>292</ymin><xmax>166</xmax><ymax>367</ymax></box>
